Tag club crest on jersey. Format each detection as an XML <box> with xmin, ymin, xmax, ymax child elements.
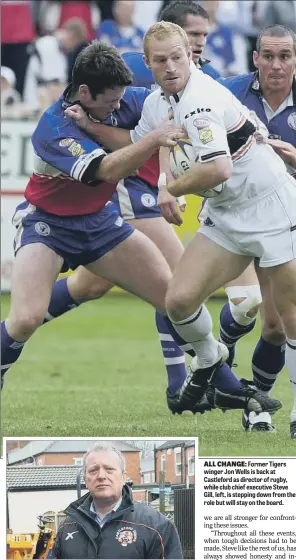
<box><xmin>68</xmin><ymin>142</ymin><xmax>85</xmax><ymax>157</ymax></box>
<box><xmin>35</xmin><ymin>222</ymin><xmax>50</xmax><ymax>236</ymax></box>
<box><xmin>116</xmin><ymin>527</ymin><xmax>137</xmax><ymax>547</ymax></box>
<box><xmin>199</xmin><ymin>128</ymin><xmax>213</xmax><ymax>144</ymax></box>
<box><xmin>141</xmin><ymin>193</ymin><xmax>156</xmax><ymax>207</ymax></box>
<box><xmin>59</xmin><ymin>138</ymin><xmax>74</xmax><ymax>147</ymax></box>
<box><xmin>287</xmin><ymin>112</ymin><xmax>296</xmax><ymax>131</ymax></box>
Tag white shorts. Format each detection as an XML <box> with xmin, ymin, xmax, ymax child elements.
<box><xmin>199</xmin><ymin>175</ymin><xmax>296</xmax><ymax>267</ymax></box>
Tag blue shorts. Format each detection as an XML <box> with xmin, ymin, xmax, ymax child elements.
<box><xmin>13</xmin><ymin>201</ymin><xmax>134</xmax><ymax>272</ymax></box>
<box><xmin>111</xmin><ymin>180</ymin><xmax>161</xmax><ymax>220</ymax></box>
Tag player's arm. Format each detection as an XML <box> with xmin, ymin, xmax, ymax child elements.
<box><xmin>64</xmin><ymin>104</ymin><xmax>135</xmax><ymax>150</ymax></box>
<box><xmin>64</xmin><ymin>91</ymin><xmax>165</xmax><ymax>154</ymax></box>
<box><xmin>38</xmin><ymin>122</ymin><xmax>184</xmax><ymax>186</ymax></box>
<box><xmin>167</xmin><ymin>103</ymin><xmax>233</xmax><ymax>197</ymax></box>
<box><xmin>96</xmin><ymin>123</ymin><xmax>184</xmax><ymax>183</ymax></box>
<box><xmin>64</xmin><ymin>88</ymin><xmax>153</xmax><ymax>151</ymax></box>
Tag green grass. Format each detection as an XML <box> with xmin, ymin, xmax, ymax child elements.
<box><xmin>1</xmin><ymin>294</ymin><xmax>295</xmax><ymax>456</ymax></box>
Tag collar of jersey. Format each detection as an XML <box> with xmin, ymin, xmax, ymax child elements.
<box><xmin>251</xmin><ymin>71</ymin><xmax>296</xmax><ymax>104</ymax></box>
<box><xmin>161</xmin><ymin>61</ymin><xmax>198</xmax><ymax>105</ymax></box>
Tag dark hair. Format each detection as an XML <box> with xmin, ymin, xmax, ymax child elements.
<box><xmin>72</xmin><ymin>40</ymin><xmax>132</xmax><ymax>98</ymax></box>
<box><xmin>256</xmin><ymin>25</ymin><xmax>296</xmax><ymax>53</ymax></box>
<box><xmin>159</xmin><ymin>0</ymin><xmax>209</xmax><ymax>27</ymax></box>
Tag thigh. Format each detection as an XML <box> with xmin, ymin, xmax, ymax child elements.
<box><xmin>128</xmin><ymin>216</ymin><xmax>184</xmax><ymax>271</ymax></box>
<box><xmin>266</xmin><ymin>259</ymin><xmax>296</xmax><ymax>310</ymax></box>
<box><xmin>68</xmin><ymin>266</ymin><xmax>113</xmax><ymax>302</ymax></box>
<box><xmin>224</xmin><ymin>260</ymin><xmax>258</xmax><ymax>289</ymax></box>
<box><xmin>256</xmin><ymin>267</ymin><xmax>284</xmax><ymax>339</ymax></box>
<box><xmin>85</xmin><ymin>229</ymin><xmax>172</xmax><ymax>312</ymax></box>
<box><xmin>168</xmin><ymin>233</ymin><xmax>252</xmax><ymax>306</ymax></box>
<box><xmin>9</xmin><ymin>243</ymin><xmax>63</xmax><ymax>319</ymax></box>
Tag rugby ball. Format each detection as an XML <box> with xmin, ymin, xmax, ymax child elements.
<box><xmin>169</xmin><ymin>138</ymin><xmax>223</xmax><ymax>198</ymax></box>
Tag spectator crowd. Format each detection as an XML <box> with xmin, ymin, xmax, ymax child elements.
<box><xmin>1</xmin><ymin>0</ymin><xmax>296</xmax><ymax>118</ymax></box>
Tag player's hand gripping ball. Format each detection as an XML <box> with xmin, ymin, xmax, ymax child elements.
<box><xmin>169</xmin><ymin>137</ymin><xmax>223</xmax><ymax>198</ymax></box>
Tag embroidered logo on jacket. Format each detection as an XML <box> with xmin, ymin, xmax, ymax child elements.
<box><xmin>65</xmin><ymin>531</ymin><xmax>79</xmax><ymax>540</ymax></box>
<box><xmin>116</xmin><ymin>527</ymin><xmax>137</xmax><ymax>547</ymax></box>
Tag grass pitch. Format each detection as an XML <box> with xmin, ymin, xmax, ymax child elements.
<box><xmin>1</xmin><ymin>293</ymin><xmax>295</xmax><ymax>456</ymax></box>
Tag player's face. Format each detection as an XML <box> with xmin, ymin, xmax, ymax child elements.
<box><xmin>79</xmin><ymin>85</ymin><xmax>126</xmax><ymax>120</ymax></box>
<box><xmin>253</xmin><ymin>36</ymin><xmax>296</xmax><ymax>93</ymax></box>
<box><xmin>145</xmin><ymin>34</ymin><xmax>191</xmax><ymax>95</ymax></box>
<box><xmin>85</xmin><ymin>450</ymin><xmax>126</xmax><ymax>503</ymax></box>
<box><xmin>182</xmin><ymin>14</ymin><xmax>209</xmax><ymax>63</ymax></box>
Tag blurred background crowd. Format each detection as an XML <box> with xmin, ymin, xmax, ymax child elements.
<box><xmin>2</xmin><ymin>0</ymin><xmax>296</xmax><ymax>119</ymax></box>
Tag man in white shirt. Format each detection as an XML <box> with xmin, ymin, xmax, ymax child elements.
<box><xmin>131</xmin><ymin>20</ymin><xmax>296</xmax><ymax>413</ymax></box>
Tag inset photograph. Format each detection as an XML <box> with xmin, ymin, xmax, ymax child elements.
<box><xmin>6</xmin><ymin>438</ymin><xmax>196</xmax><ymax>559</ymax></box>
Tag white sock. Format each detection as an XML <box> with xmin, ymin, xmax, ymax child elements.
<box><xmin>169</xmin><ymin>305</ymin><xmax>219</xmax><ymax>368</ymax></box>
<box><xmin>286</xmin><ymin>338</ymin><xmax>296</xmax><ymax>422</ymax></box>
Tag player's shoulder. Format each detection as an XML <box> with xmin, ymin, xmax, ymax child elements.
<box><xmin>218</xmin><ymin>72</ymin><xmax>255</xmax><ymax>94</ymax></box>
<box><xmin>33</xmin><ymin>96</ymin><xmax>85</xmax><ymax>148</ymax></box>
<box><xmin>123</xmin><ymin>86</ymin><xmax>151</xmax><ymax>103</ymax></box>
<box><xmin>122</xmin><ymin>51</ymin><xmax>154</xmax><ymax>89</ymax></box>
<box><xmin>141</xmin><ymin>86</ymin><xmax>162</xmax><ymax>109</ymax></box>
<box><xmin>188</xmin><ymin>68</ymin><xmax>225</xmax><ymax>100</ymax></box>
<box><xmin>200</xmin><ymin>62</ymin><xmax>221</xmax><ymax>80</ymax></box>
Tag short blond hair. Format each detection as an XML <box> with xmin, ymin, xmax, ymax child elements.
<box><xmin>144</xmin><ymin>21</ymin><xmax>189</xmax><ymax>59</ymax></box>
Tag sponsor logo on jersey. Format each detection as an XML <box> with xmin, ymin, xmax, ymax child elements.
<box><xmin>199</xmin><ymin>128</ymin><xmax>213</xmax><ymax>144</ymax></box>
<box><xmin>185</xmin><ymin>108</ymin><xmax>211</xmax><ymax>119</ymax></box>
<box><xmin>287</xmin><ymin>112</ymin><xmax>296</xmax><ymax>131</ymax></box>
<box><xmin>59</xmin><ymin>138</ymin><xmax>75</xmax><ymax>147</ymax></box>
<box><xmin>116</xmin><ymin>527</ymin><xmax>137</xmax><ymax>547</ymax></box>
<box><xmin>194</xmin><ymin>118</ymin><xmax>210</xmax><ymax>129</ymax></box>
<box><xmin>35</xmin><ymin>222</ymin><xmax>51</xmax><ymax>236</ymax></box>
<box><xmin>141</xmin><ymin>193</ymin><xmax>156</xmax><ymax>207</ymax></box>
<box><xmin>68</xmin><ymin>142</ymin><xmax>85</xmax><ymax>157</ymax></box>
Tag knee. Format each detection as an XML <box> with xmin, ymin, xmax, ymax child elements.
<box><xmin>84</xmin><ymin>280</ymin><xmax>112</xmax><ymax>301</ymax></box>
<box><xmin>261</xmin><ymin>320</ymin><xmax>286</xmax><ymax>344</ymax></box>
<box><xmin>165</xmin><ymin>286</ymin><xmax>198</xmax><ymax>322</ymax></box>
<box><xmin>226</xmin><ymin>285</ymin><xmax>262</xmax><ymax>324</ymax></box>
<box><xmin>9</xmin><ymin>309</ymin><xmax>46</xmax><ymax>338</ymax></box>
<box><xmin>70</xmin><ymin>275</ymin><xmax>112</xmax><ymax>302</ymax></box>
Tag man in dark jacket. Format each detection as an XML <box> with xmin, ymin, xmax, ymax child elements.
<box><xmin>52</xmin><ymin>444</ymin><xmax>183</xmax><ymax>559</ymax></box>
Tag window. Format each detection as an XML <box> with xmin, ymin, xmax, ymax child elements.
<box><xmin>143</xmin><ymin>472</ymin><xmax>150</xmax><ymax>483</ymax></box>
<box><xmin>74</xmin><ymin>457</ymin><xmax>83</xmax><ymax>466</ymax></box>
<box><xmin>174</xmin><ymin>447</ymin><xmax>182</xmax><ymax>476</ymax></box>
<box><xmin>160</xmin><ymin>454</ymin><xmax>166</xmax><ymax>472</ymax></box>
<box><xmin>188</xmin><ymin>450</ymin><xmax>195</xmax><ymax>476</ymax></box>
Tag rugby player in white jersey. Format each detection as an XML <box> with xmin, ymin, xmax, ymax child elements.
<box><xmin>129</xmin><ymin>21</ymin><xmax>296</xmax><ymax>415</ymax></box>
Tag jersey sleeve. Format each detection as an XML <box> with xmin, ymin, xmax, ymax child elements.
<box><xmin>180</xmin><ymin>97</ymin><xmax>230</xmax><ymax>163</ymax></box>
<box><xmin>32</xmin><ymin>123</ymin><xmax>107</xmax><ymax>184</ymax></box>
<box><xmin>130</xmin><ymin>92</ymin><xmax>164</xmax><ymax>143</ymax></box>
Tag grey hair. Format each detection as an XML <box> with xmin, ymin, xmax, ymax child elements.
<box><xmin>82</xmin><ymin>443</ymin><xmax>126</xmax><ymax>476</ymax></box>
<box><xmin>256</xmin><ymin>25</ymin><xmax>296</xmax><ymax>53</ymax></box>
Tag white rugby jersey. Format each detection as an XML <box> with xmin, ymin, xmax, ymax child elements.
<box><xmin>131</xmin><ymin>65</ymin><xmax>288</xmax><ymax>207</ymax></box>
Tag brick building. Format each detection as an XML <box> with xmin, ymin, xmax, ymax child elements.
<box><xmin>154</xmin><ymin>440</ymin><xmax>195</xmax><ymax>485</ymax></box>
